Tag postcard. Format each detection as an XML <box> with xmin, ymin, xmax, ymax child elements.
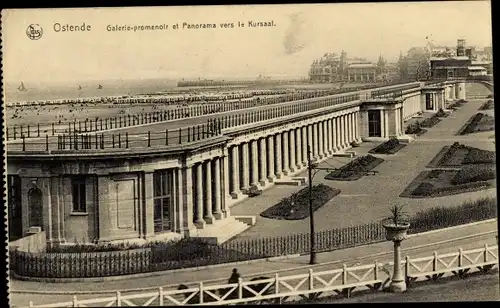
<box><xmin>3</xmin><ymin>2</ymin><xmax>497</xmax><ymax>306</ymax></box>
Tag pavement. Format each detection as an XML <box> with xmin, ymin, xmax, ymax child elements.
<box><xmin>9</xmin><ymin>219</ymin><xmax>498</xmax><ymax>307</ymax></box>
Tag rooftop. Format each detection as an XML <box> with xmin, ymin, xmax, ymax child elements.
<box><xmin>347</xmin><ymin>63</ymin><xmax>376</xmax><ymax>69</ymax></box>
<box><xmin>430</xmin><ymin>56</ymin><xmax>471</xmax><ymax>61</ymax></box>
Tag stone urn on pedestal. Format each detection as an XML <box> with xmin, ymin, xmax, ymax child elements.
<box><xmin>382</xmin><ymin>204</ymin><xmax>411</xmax><ymax>293</ymax></box>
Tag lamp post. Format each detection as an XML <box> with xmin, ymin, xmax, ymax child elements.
<box><xmin>306</xmin><ymin>149</ymin><xmax>378</xmax><ymax>265</ymax></box>
<box><xmin>307</xmin><ymin>145</ymin><xmax>317</xmax><ymax>265</ymax></box>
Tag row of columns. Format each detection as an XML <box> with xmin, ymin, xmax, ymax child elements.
<box><xmin>191</xmin><ymin>156</ymin><xmax>227</xmax><ymax>229</ymax></box>
<box><xmin>227</xmin><ymin>111</ymin><xmax>359</xmax><ymax>199</ymax></box>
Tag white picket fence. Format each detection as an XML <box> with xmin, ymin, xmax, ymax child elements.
<box><xmin>27</xmin><ymin>244</ymin><xmax>498</xmax><ymax>307</ymax></box>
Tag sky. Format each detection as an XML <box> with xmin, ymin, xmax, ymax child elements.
<box><xmin>2</xmin><ymin>1</ymin><xmax>493</xmax><ymax>84</ymax></box>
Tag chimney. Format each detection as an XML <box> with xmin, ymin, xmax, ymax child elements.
<box><xmin>457</xmin><ymin>39</ymin><xmax>466</xmax><ymax>57</ymax></box>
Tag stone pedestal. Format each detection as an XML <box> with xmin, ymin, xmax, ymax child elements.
<box><xmin>383</xmin><ymin>222</ymin><xmax>410</xmax><ymax>293</ymax></box>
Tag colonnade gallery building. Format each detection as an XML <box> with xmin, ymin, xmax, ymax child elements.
<box><xmin>7</xmin><ymin>80</ymin><xmax>467</xmax><ymax>247</ymax></box>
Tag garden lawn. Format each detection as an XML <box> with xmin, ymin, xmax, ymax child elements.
<box><xmin>260</xmin><ymin>184</ymin><xmax>341</xmax><ymax>220</ymax></box>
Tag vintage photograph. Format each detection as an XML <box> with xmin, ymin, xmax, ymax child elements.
<box><xmin>2</xmin><ymin>1</ymin><xmax>497</xmax><ymax>306</ymax></box>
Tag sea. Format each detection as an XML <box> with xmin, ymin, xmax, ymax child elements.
<box><xmin>3</xmin><ymin>78</ymin><xmax>180</xmax><ymax>103</ymax></box>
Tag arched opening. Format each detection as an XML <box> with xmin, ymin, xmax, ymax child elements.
<box><xmin>28</xmin><ymin>188</ymin><xmax>43</xmax><ymax>228</ymax></box>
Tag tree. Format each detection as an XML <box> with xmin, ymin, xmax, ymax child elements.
<box><xmin>397</xmin><ymin>51</ymin><xmax>409</xmax><ymax>80</ymax></box>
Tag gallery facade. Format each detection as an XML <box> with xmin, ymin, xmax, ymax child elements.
<box><xmin>6</xmin><ymin>80</ymin><xmax>467</xmax><ymax>247</ymax></box>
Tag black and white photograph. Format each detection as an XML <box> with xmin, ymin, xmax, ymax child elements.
<box><xmin>2</xmin><ymin>1</ymin><xmax>497</xmax><ymax>306</ymax></box>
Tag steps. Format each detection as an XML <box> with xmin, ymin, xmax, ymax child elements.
<box><xmin>274</xmin><ymin>176</ymin><xmax>307</xmax><ymax>186</ymax></box>
<box><xmin>194</xmin><ymin>216</ymin><xmax>254</xmax><ymax>244</ymax></box>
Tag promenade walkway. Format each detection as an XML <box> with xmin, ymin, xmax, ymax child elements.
<box><xmin>229</xmin><ymin>97</ymin><xmax>496</xmax><ymax>239</ymax></box>
<box><xmin>9</xmin><ymin>220</ymin><xmax>498</xmax><ymax>307</ymax></box>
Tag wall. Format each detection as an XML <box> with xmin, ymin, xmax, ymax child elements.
<box><xmin>9</xmin><ymin>231</ymin><xmax>47</xmax><ymax>253</ymax></box>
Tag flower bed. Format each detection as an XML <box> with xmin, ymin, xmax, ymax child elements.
<box><xmin>463</xmin><ymin>147</ymin><xmax>496</xmax><ymax>164</ymax></box>
<box><xmin>324</xmin><ymin>155</ymin><xmax>384</xmax><ymax>181</ymax></box>
<box><xmin>405</xmin><ymin>121</ymin><xmax>427</xmax><ymax>136</ymax></box>
<box><xmin>435</xmin><ymin>108</ymin><xmax>449</xmax><ymax>118</ymax></box>
<box><xmin>427</xmin><ymin>143</ymin><xmax>496</xmax><ymax>168</ymax></box>
<box><xmin>450</xmin><ymin>165</ymin><xmax>496</xmax><ymax>185</ymax></box>
<box><xmin>368</xmin><ymin>138</ymin><xmax>406</xmax><ymax>154</ymax></box>
<box><xmin>400</xmin><ymin>167</ymin><xmax>495</xmax><ymax>198</ymax></box>
<box><xmin>420</xmin><ymin>114</ymin><xmax>441</xmax><ymax>128</ymax></box>
<box><xmin>479</xmin><ymin>100</ymin><xmax>494</xmax><ymax>110</ymax></box>
<box><xmin>260</xmin><ymin>184</ymin><xmax>341</xmax><ymax>220</ymax></box>
<box><xmin>458</xmin><ymin>113</ymin><xmax>495</xmax><ymax>135</ymax></box>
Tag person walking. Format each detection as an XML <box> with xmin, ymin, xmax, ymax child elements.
<box><xmin>228</xmin><ymin>268</ymin><xmax>241</xmax><ymax>284</ymax></box>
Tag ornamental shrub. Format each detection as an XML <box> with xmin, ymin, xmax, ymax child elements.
<box><xmin>451</xmin><ymin>165</ymin><xmax>496</xmax><ymax>185</ymax></box>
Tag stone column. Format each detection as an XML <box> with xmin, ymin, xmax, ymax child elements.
<box><xmin>241</xmin><ymin>142</ymin><xmax>250</xmax><ymax>191</ymax></box>
<box><xmin>313</xmin><ymin>122</ymin><xmax>319</xmax><ymax>159</ymax></box>
<box><xmin>289</xmin><ymin>129</ymin><xmax>296</xmax><ymax>172</ymax></box>
<box><xmin>267</xmin><ymin>136</ymin><xmax>276</xmax><ymax>182</ymax></box>
<box><xmin>230</xmin><ymin>145</ymin><xmax>241</xmax><ymax>199</ymax></box>
<box><xmin>250</xmin><ymin>140</ymin><xmax>259</xmax><ymax>188</ymax></box>
<box><xmin>326</xmin><ymin>119</ymin><xmax>333</xmax><ymax>155</ymax></box>
<box><xmin>355</xmin><ymin>112</ymin><xmax>361</xmax><ymax>142</ymax></box>
<box><xmin>295</xmin><ymin>128</ymin><xmax>303</xmax><ymax>170</ymax></box>
<box><xmin>180</xmin><ymin>165</ymin><xmax>196</xmax><ymax>236</ymax></box>
<box><xmin>307</xmin><ymin>124</ymin><xmax>313</xmax><ymax>159</ymax></box>
<box><xmin>339</xmin><ymin>116</ymin><xmax>345</xmax><ymax>148</ymax></box>
<box><xmin>174</xmin><ymin>168</ymin><xmax>184</xmax><ymax>234</ymax></box>
<box><xmin>195</xmin><ymin>163</ymin><xmax>205</xmax><ymax>229</ymax></box>
<box><xmin>213</xmin><ymin>157</ymin><xmax>223</xmax><ymax>220</ymax></box>
<box><xmin>318</xmin><ymin>121</ymin><xmax>325</xmax><ymax>159</ymax></box>
<box><xmin>275</xmin><ymin>133</ymin><xmax>283</xmax><ymax>179</ymax></box>
<box><xmin>348</xmin><ymin>113</ymin><xmax>354</xmax><ymax>143</ymax></box>
<box><xmin>332</xmin><ymin>117</ymin><xmax>338</xmax><ymax>151</ymax></box>
<box><xmin>384</xmin><ymin>110</ymin><xmax>390</xmax><ymax>138</ymax></box>
<box><xmin>302</xmin><ymin>126</ymin><xmax>308</xmax><ymax>166</ymax></box>
<box><xmin>282</xmin><ymin>131</ymin><xmax>290</xmax><ymax>175</ymax></box>
<box><xmin>259</xmin><ymin>138</ymin><xmax>268</xmax><ymax>186</ymax></box>
<box><xmin>204</xmin><ymin>160</ymin><xmax>215</xmax><ymax>224</ymax></box>
<box><xmin>221</xmin><ymin>156</ymin><xmax>231</xmax><ymax>217</ymax></box>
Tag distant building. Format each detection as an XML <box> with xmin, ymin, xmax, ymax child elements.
<box><xmin>429</xmin><ymin>39</ymin><xmax>493</xmax><ymax>79</ymax></box>
<box><xmin>308</xmin><ymin>51</ymin><xmax>385</xmax><ymax>83</ymax></box>
<box><xmin>430</xmin><ymin>56</ymin><xmax>471</xmax><ymax>79</ymax></box>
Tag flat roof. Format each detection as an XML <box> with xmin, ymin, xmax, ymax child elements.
<box><xmin>347</xmin><ymin>63</ymin><xmax>375</xmax><ymax>68</ymax></box>
<box><xmin>468</xmin><ymin>66</ymin><xmax>487</xmax><ymax>70</ymax></box>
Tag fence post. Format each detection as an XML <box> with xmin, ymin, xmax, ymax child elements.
<box><xmin>37</xmin><ymin>124</ymin><xmax>40</xmax><ymax>137</ymax></box>
<box><xmin>458</xmin><ymin>248</ymin><xmax>463</xmax><ymax>267</ymax></box>
<box><xmin>484</xmin><ymin>244</ymin><xmax>489</xmax><ymax>262</ymax></box>
<box><xmin>148</xmin><ymin>131</ymin><xmax>151</xmax><ymax>147</ymax></box>
<box><xmin>178</xmin><ymin>128</ymin><xmax>182</xmax><ymax>144</ymax></box>
<box><xmin>22</xmin><ymin>136</ymin><xmax>26</xmax><ymax>151</ymax></box>
<box><xmin>308</xmin><ymin>268</ymin><xmax>314</xmax><ymax>290</ymax></box>
<box><xmin>72</xmin><ymin>295</ymin><xmax>78</xmax><ymax>307</ymax></box>
<box><xmin>126</xmin><ymin>132</ymin><xmax>129</xmax><ymax>148</ymax></box>
<box><xmin>342</xmin><ymin>264</ymin><xmax>348</xmax><ymax>285</ymax></box>
<box><xmin>199</xmin><ymin>282</ymin><xmax>204</xmax><ymax>304</ymax></box>
<box><xmin>165</xmin><ymin>129</ymin><xmax>168</xmax><ymax>145</ymax></box>
<box><xmin>238</xmin><ymin>277</ymin><xmax>243</xmax><ymax>299</ymax></box>
<box><xmin>116</xmin><ymin>291</ymin><xmax>121</xmax><ymax>306</ymax></box>
<box><xmin>46</xmin><ymin>135</ymin><xmax>49</xmax><ymax>151</ymax></box>
<box><xmin>433</xmin><ymin>251</ymin><xmax>438</xmax><ymax>272</ymax></box>
<box><xmin>159</xmin><ymin>287</ymin><xmax>164</xmax><ymax>306</ymax></box>
<box><xmin>404</xmin><ymin>256</ymin><xmax>410</xmax><ymax>281</ymax></box>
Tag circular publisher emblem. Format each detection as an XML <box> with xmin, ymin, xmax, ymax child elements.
<box><xmin>26</xmin><ymin>24</ymin><xmax>43</xmax><ymax>40</ymax></box>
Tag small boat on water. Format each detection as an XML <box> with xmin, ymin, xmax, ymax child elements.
<box><xmin>18</xmin><ymin>82</ymin><xmax>27</xmax><ymax>92</ymax></box>
<box><xmin>78</xmin><ymin>85</ymin><xmax>83</xmax><ymax>90</ymax></box>
<box><xmin>97</xmin><ymin>84</ymin><xmax>103</xmax><ymax>90</ymax></box>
